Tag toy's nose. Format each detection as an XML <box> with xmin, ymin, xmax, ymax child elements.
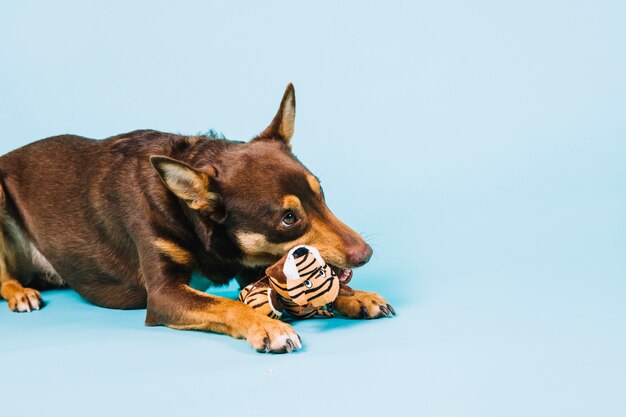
<box><xmin>346</xmin><ymin>243</ymin><xmax>373</xmax><ymax>267</ymax></box>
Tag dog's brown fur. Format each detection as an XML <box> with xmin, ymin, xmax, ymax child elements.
<box><xmin>0</xmin><ymin>84</ymin><xmax>393</xmax><ymax>352</ymax></box>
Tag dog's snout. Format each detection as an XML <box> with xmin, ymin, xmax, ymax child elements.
<box><xmin>346</xmin><ymin>243</ymin><xmax>373</xmax><ymax>267</ymax></box>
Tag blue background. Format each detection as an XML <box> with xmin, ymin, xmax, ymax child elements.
<box><xmin>1</xmin><ymin>1</ymin><xmax>625</xmax><ymax>416</ymax></box>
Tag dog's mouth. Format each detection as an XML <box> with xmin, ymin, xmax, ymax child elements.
<box><xmin>331</xmin><ymin>266</ymin><xmax>353</xmax><ymax>284</ymax></box>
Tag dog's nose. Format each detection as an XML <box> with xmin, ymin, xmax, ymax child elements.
<box><xmin>346</xmin><ymin>243</ymin><xmax>373</xmax><ymax>267</ymax></box>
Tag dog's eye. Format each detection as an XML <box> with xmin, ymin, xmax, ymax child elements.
<box><xmin>304</xmin><ymin>279</ymin><xmax>313</xmax><ymax>288</ymax></box>
<box><xmin>281</xmin><ymin>211</ymin><xmax>297</xmax><ymax>227</ymax></box>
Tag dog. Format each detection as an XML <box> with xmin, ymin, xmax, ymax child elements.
<box><xmin>0</xmin><ymin>84</ymin><xmax>394</xmax><ymax>353</ymax></box>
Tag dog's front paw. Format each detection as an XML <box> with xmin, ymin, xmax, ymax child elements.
<box><xmin>7</xmin><ymin>287</ymin><xmax>43</xmax><ymax>313</ymax></box>
<box><xmin>333</xmin><ymin>290</ymin><xmax>396</xmax><ymax>319</ymax></box>
<box><xmin>246</xmin><ymin>316</ymin><xmax>302</xmax><ymax>353</ymax></box>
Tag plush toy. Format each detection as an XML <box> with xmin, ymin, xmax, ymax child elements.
<box><xmin>239</xmin><ymin>245</ymin><xmax>354</xmax><ymax>320</ymax></box>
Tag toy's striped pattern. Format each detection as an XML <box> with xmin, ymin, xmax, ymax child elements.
<box><xmin>268</xmin><ymin>247</ymin><xmax>338</xmax><ymax>309</ymax></box>
<box><xmin>239</xmin><ymin>246</ymin><xmax>339</xmax><ymax>319</ymax></box>
<box><xmin>238</xmin><ymin>280</ymin><xmax>282</xmax><ymax>319</ymax></box>
<box><xmin>281</xmin><ymin>297</ymin><xmax>334</xmax><ymax>319</ymax></box>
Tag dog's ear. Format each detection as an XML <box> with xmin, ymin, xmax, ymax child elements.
<box><xmin>150</xmin><ymin>156</ymin><xmax>225</xmax><ymax>221</ymax></box>
<box><xmin>255</xmin><ymin>83</ymin><xmax>296</xmax><ymax>145</ymax></box>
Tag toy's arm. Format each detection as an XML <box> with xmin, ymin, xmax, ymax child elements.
<box><xmin>239</xmin><ymin>278</ymin><xmax>284</xmax><ymax>320</ymax></box>
<box><xmin>267</xmin><ymin>287</ymin><xmax>284</xmax><ymax>319</ymax></box>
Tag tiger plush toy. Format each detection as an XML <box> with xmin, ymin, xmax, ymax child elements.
<box><xmin>239</xmin><ymin>245</ymin><xmax>353</xmax><ymax>320</ymax></box>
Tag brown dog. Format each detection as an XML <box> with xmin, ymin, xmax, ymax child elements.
<box><xmin>0</xmin><ymin>84</ymin><xmax>394</xmax><ymax>352</ymax></box>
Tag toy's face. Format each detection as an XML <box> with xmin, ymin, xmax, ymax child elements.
<box><xmin>268</xmin><ymin>245</ymin><xmax>340</xmax><ymax>308</ymax></box>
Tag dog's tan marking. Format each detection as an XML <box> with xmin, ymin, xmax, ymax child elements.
<box><xmin>154</xmin><ymin>238</ymin><xmax>194</xmax><ymax>265</ymax></box>
<box><xmin>306</xmin><ymin>216</ymin><xmax>346</xmax><ymax>266</ymax></box>
<box><xmin>282</xmin><ymin>195</ymin><xmax>302</xmax><ymax>210</ymax></box>
<box><xmin>307</xmin><ymin>175</ymin><xmax>322</xmax><ymax>195</ymax></box>
<box><xmin>235</xmin><ymin>209</ymin><xmax>348</xmax><ymax>268</ymax></box>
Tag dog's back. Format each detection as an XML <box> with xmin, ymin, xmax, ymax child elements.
<box><xmin>0</xmin><ymin>131</ymin><xmax>212</xmax><ymax>308</ymax></box>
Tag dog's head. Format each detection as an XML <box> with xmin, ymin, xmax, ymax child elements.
<box><xmin>150</xmin><ymin>84</ymin><xmax>372</xmax><ymax>276</ymax></box>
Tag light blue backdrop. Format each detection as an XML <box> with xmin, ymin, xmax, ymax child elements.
<box><xmin>1</xmin><ymin>1</ymin><xmax>624</xmax><ymax>416</ymax></box>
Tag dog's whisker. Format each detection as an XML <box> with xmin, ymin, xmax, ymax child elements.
<box><xmin>360</xmin><ymin>231</ymin><xmax>384</xmax><ymax>241</ymax></box>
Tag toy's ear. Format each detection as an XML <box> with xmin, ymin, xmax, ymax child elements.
<box><xmin>339</xmin><ymin>283</ymin><xmax>355</xmax><ymax>296</ymax></box>
<box><xmin>265</xmin><ymin>253</ymin><xmax>289</xmax><ymax>284</ymax></box>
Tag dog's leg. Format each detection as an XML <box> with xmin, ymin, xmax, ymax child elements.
<box><xmin>236</xmin><ymin>266</ymin><xmax>265</xmax><ymax>288</ymax></box>
<box><xmin>0</xmin><ymin>276</ymin><xmax>43</xmax><ymax>312</ymax></box>
<box><xmin>146</xmin><ymin>283</ymin><xmax>301</xmax><ymax>352</ymax></box>
<box><xmin>332</xmin><ymin>289</ymin><xmax>396</xmax><ymax>319</ymax></box>
<box><xmin>0</xmin><ymin>184</ymin><xmax>43</xmax><ymax>312</ymax></box>
<box><xmin>141</xmin><ymin>245</ymin><xmax>301</xmax><ymax>352</ymax></box>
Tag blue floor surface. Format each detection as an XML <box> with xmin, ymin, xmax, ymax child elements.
<box><xmin>2</xmin><ymin>269</ymin><xmax>624</xmax><ymax>417</ymax></box>
<box><xmin>2</xmin><ymin>284</ymin><xmax>414</xmax><ymax>417</ymax></box>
